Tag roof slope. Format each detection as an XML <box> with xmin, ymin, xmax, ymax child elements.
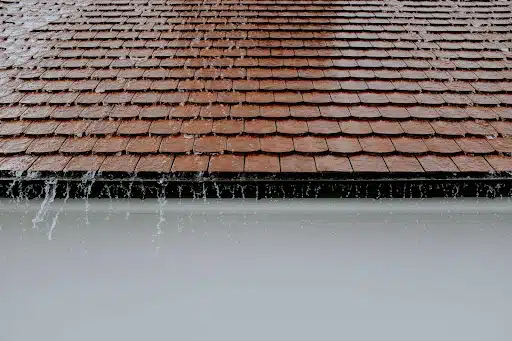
<box><xmin>0</xmin><ymin>0</ymin><xmax>511</xmax><ymax>175</ymax></box>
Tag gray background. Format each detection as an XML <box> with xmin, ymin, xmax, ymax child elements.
<box><xmin>1</xmin><ymin>198</ymin><xmax>511</xmax><ymax>341</ymax></box>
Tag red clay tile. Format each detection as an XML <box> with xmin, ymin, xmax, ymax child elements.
<box><xmin>215</xmin><ymin>92</ymin><xmax>241</xmax><ymax>104</ymax></box>
<box><xmin>302</xmin><ymin>92</ymin><xmax>332</xmax><ymax>104</ymax></box>
<box><xmin>451</xmin><ymin>156</ymin><xmax>494</xmax><ymax>172</ymax></box>
<box><xmin>0</xmin><ymin>93</ymin><xmax>23</xmax><ymax>105</ymax></box>
<box><xmin>307</xmin><ymin>119</ymin><xmax>341</xmax><ymax>135</ymax></box>
<box><xmin>359</xmin><ymin>137</ymin><xmax>395</xmax><ymax>153</ymax></box>
<box><xmin>61</xmin><ymin>137</ymin><xmax>98</xmax><ymax>153</ymax></box>
<box><xmin>461</xmin><ymin>121</ymin><xmax>497</xmax><ymax>137</ymax></box>
<box><xmin>100</xmin><ymin>155</ymin><xmax>140</xmax><ymax>173</ymax></box>
<box><xmin>64</xmin><ymin>155</ymin><xmax>105</xmax><ymax>172</ymax></box>
<box><xmin>319</xmin><ymin>106</ymin><xmax>350</xmax><ymax>118</ymax></box>
<box><xmin>205</xmin><ymin>80</ymin><xmax>232</xmax><ymax>91</ymax></box>
<box><xmin>384</xmin><ymin>156</ymin><xmax>424</xmax><ymax>173</ymax></box>
<box><xmin>400</xmin><ymin>121</ymin><xmax>435</xmax><ymax>136</ymax></box>
<box><xmin>466</xmin><ymin>108</ymin><xmax>499</xmax><ymax>120</ymax></box>
<box><xmin>227</xmin><ymin>136</ymin><xmax>260</xmax><ymax>152</ymax></box>
<box><xmin>92</xmin><ymin>137</ymin><xmax>128</xmax><ymax>153</ymax></box>
<box><xmin>200</xmin><ymin>105</ymin><xmax>229</xmax><ymax>118</ymax></box>
<box><xmin>492</xmin><ymin>108</ymin><xmax>512</xmax><ymax>120</ymax></box>
<box><xmin>379</xmin><ymin>106</ymin><xmax>410</xmax><ymax>119</ymax></box>
<box><xmin>280</xmin><ymin>155</ymin><xmax>316</xmax><ymax>173</ymax></box>
<box><xmin>424</xmin><ymin>138</ymin><xmax>462</xmax><ymax>154</ymax></box>
<box><xmin>1</xmin><ymin>107</ymin><xmax>27</xmax><ymax>119</ymax></box>
<box><xmin>417</xmin><ymin>155</ymin><xmax>459</xmax><ymax>173</ymax></box>
<box><xmin>234</xmin><ymin>80</ymin><xmax>259</xmax><ymax>91</ymax></box>
<box><xmin>392</xmin><ymin>137</ymin><xmax>429</xmax><ymax>154</ymax></box>
<box><xmin>315</xmin><ymin>155</ymin><xmax>352</xmax><ymax>172</ymax></box>
<box><xmin>140</xmin><ymin>106</ymin><xmax>170</xmax><ymax>118</ymax></box>
<box><xmin>181</xmin><ymin>119</ymin><xmax>213</xmax><ymax>135</ymax></box>
<box><xmin>330</xmin><ymin>92</ymin><xmax>360</xmax><ymax>104</ymax></box>
<box><xmin>275</xmin><ymin>120</ymin><xmax>307</xmax><ymax>135</ymax></box>
<box><xmin>415</xmin><ymin>93</ymin><xmax>445</xmax><ymax>105</ymax></box>
<box><xmin>125</xmin><ymin>80</ymin><xmax>152</xmax><ymax>91</ymax></box>
<box><xmin>172</xmin><ymin>155</ymin><xmax>209</xmax><ymax>172</ymax></box>
<box><xmin>286</xmin><ymin>80</ymin><xmax>314</xmax><ymax>91</ymax></box>
<box><xmin>29</xmin><ymin>155</ymin><xmax>71</xmax><ymax>172</ymax></box>
<box><xmin>170</xmin><ymin>105</ymin><xmax>199</xmax><ymax>118</ymax></box>
<box><xmin>26</xmin><ymin>136</ymin><xmax>65</xmax><ymax>154</ymax></box>
<box><xmin>260</xmin><ymin>136</ymin><xmax>294</xmax><ymax>153</ymax></box>
<box><xmin>80</xmin><ymin>106</ymin><xmax>110</xmax><ymax>119</ymax></box>
<box><xmin>209</xmin><ymin>155</ymin><xmax>244</xmax><ymax>173</ymax></box>
<box><xmin>118</xmin><ymin>120</ymin><xmax>151</xmax><ymax>135</ymax></box>
<box><xmin>103</xmin><ymin>92</ymin><xmax>134</xmax><ymax>105</ymax></box>
<box><xmin>126</xmin><ymin>136</ymin><xmax>161</xmax><ymax>153</ymax></box>
<box><xmin>437</xmin><ymin>107</ymin><xmax>469</xmax><ymax>120</ymax></box>
<box><xmin>51</xmin><ymin>106</ymin><xmax>83</xmax><ymax>119</ymax></box>
<box><xmin>0</xmin><ymin>137</ymin><xmax>34</xmax><ymax>154</ymax></box>
<box><xmin>293</xmin><ymin>136</ymin><xmax>328</xmax><ymax>153</ymax></box>
<box><xmin>0</xmin><ymin>121</ymin><xmax>30</xmax><ymax>136</ymax></box>
<box><xmin>326</xmin><ymin>137</ymin><xmax>362</xmax><ymax>154</ymax></box>
<box><xmin>339</xmin><ymin>120</ymin><xmax>372</xmax><ymax>135</ymax></box>
<box><xmin>231</xmin><ymin>105</ymin><xmax>259</xmax><ymax>118</ymax></box>
<box><xmin>149</xmin><ymin>120</ymin><xmax>182</xmax><ymax>135</ymax></box>
<box><xmin>456</xmin><ymin>138</ymin><xmax>495</xmax><ymax>154</ymax></box>
<box><xmin>212</xmin><ymin>120</ymin><xmax>244</xmax><ymax>135</ymax></box>
<box><xmin>24</xmin><ymin>121</ymin><xmax>59</xmax><ymax>135</ymax></box>
<box><xmin>159</xmin><ymin>136</ymin><xmax>194</xmax><ymax>153</ymax></box>
<box><xmin>245</xmin><ymin>154</ymin><xmax>280</xmax><ymax>173</ymax></box>
<box><xmin>260</xmin><ymin>105</ymin><xmax>289</xmax><ymax>118</ymax></box>
<box><xmin>20</xmin><ymin>93</ymin><xmax>51</xmax><ymax>105</ymax></box>
<box><xmin>55</xmin><ymin>121</ymin><xmax>90</xmax><ymax>136</ymax></box>
<box><xmin>76</xmin><ymin>93</ymin><xmax>106</xmax><ymax>105</ymax></box>
<box><xmin>490</xmin><ymin>121</ymin><xmax>512</xmax><ymax>137</ymax></box>
<box><xmin>151</xmin><ymin>80</ymin><xmax>179</xmax><ymax>91</ymax></box>
<box><xmin>274</xmin><ymin>92</ymin><xmax>303</xmax><ymax>103</ymax></box>
<box><xmin>136</xmin><ymin>155</ymin><xmax>174</xmax><ymax>173</ymax></box>
<box><xmin>194</xmin><ymin>136</ymin><xmax>227</xmax><ymax>153</ymax></box>
<box><xmin>430</xmin><ymin>121</ymin><xmax>466</xmax><ymax>137</ymax></box>
<box><xmin>359</xmin><ymin>93</ymin><xmax>389</xmax><ymax>105</ymax></box>
<box><xmin>246</xmin><ymin>92</ymin><xmax>274</xmax><ymax>104</ymax></box>
<box><xmin>369</xmin><ymin>121</ymin><xmax>404</xmax><ymax>135</ymax></box>
<box><xmin>290</xmin><ymin>105</ymin><xmax>320</xmax><ymax>118</ymax></box>
<box><xmin>485</xmin><ymin>156</ymin><xmax>512</xmax><ymax>172</ymax></box>
<box><xmin>350</xmin><ymin>155</ymin><xmax>388</xmax><ymax>172</ymax></box>
<box><xmin>349</xmin><ymin>106</ymin><xmax>380</xmax><ymax>118</ymax></box>
<box><xmin>244</xmin><ymin>119</ymin><xmax>276</xmax><ymax>134</ymax></box>
<box><xmin>407</xmin><ymin>107</ymin><xmax>440</xmax><ymax>119</ymax></box>
<box><xmin>86</xmin><ymin>120</ymin><xmax>120</xmax><ymax>135</ymax></box>
<box><xmin>160</xmin><ymin>92</ymin><xmax>189</xmax><ymax>104</ymax></box>
<box><xmin>0</xmin><ymin>155</ymin><xmax>37</xmax><ymax>171</ymax></box>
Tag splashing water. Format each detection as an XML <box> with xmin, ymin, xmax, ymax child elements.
<box><xmin>81</xmin><ymin>171</ymin><xmax>96</xmax><ymax>226</ymax></box>
<box><xmin>48</xmin><ymin>182</ymin><xmax>70</xmax><ymax>240</ymax></box>
<box><xmin>31</xmin><ymin>178</ymin><xmax>57</xmax><ymax>230</ymax></box>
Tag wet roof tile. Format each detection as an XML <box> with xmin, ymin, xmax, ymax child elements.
<box><xmin>0</xmin><ymin>0</ymin><xmax>511</xmax><ymax>175</ymax></box>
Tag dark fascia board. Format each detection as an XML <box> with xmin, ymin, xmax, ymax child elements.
<box><xmin>0</xmin><ymin>171</ymin><xmax>511</xmax><ymax>199</ymax></box>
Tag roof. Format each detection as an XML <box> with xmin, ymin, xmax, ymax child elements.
<box><xmin>0</xmin><ymin>0</ymin><xmax>511</xmax><ymax>176</ymax></box>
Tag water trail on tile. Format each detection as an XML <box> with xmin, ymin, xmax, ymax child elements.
<box><xmin>0</xmin><ymin>0</ymin><xmax>91</xmax><ymax>95</ymax></box>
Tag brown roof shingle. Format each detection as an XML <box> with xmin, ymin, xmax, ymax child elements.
<box><xmin>0</xmin><ymin>0</ymin><xmax>511</xmax><ymax>175</ymax></box>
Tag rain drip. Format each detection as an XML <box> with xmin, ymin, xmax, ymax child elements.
<box><xmin>31</xmin><ymin>178</ymin><xmax>57</xmax><ymax>230</ymax></box>
<box><xmin>48</xmin><ymin>182</ymin><xmax>70</xmax><ymax>241</ymax></box>
<box><xmin>81</xmin><ymin>171</ymin><xmax>96</xmax><ymax>226</ymax></box>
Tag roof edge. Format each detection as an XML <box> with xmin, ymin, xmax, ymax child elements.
<box><xmin>1</xmin><ymin>173</ymin><xmax>511</xmax><ymax>199</ymax></box>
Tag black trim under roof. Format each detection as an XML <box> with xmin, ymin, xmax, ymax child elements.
<box><xmin>1</xmin><ymin>171</ymin><xmax>511</xmax><ymax>199</ymax></box>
